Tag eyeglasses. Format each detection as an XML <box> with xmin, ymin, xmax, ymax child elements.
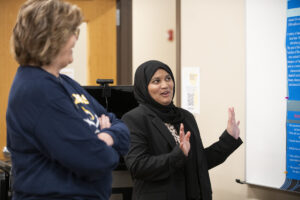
<box><xmin>74</xmin><ymin>28</ymin><xmax>80</xmax><ymax>39</ymax></box>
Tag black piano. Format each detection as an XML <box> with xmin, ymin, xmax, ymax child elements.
<box><xmin>85</xmin><ymin>81</ymin><xmax>137</xmax><ymax>200</ymax></box>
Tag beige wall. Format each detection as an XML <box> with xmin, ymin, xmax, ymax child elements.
<box><xmin>181</xmin><ymin>0</ymin><xmax>246</xmax><ymax>199</ymax></box>
<box><xmin>61</xmin><ymin>22</ymin><xmax>88</xmax><ymax>85</ymax></box>
<box><xmin>132</xmin><ymin>0</ymin><xmax>177</xmax><ymax>86</ymax></box>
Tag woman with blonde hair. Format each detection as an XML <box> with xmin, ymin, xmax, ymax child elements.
<box><xmin>6</xmin><ymin>0</ymin><xmax>130</xmax><ymax>199</ymax></box>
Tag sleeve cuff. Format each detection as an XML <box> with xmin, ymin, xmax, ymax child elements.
<box><xmin>221</xmin><ymin>130</ymin><xmax>243</xmax><ymax>146</ymax></box>
<box><xmin>170</xmin><ymin>146</ymin><xmax>187</xmax><ymax>169</ymax></box>
<box><xmin>100</xmin><ymin>129</ymin><xmax>118</xmax><ymax>148</ymax></box>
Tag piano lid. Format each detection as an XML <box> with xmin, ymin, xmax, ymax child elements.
<box><xmin>83</xmin><ymin>85</ymin><xmax>138</xmax><ymax>119</ymax></box>
<box><xmin>83</xmin><ymin>85</ymin><xmax>138</xmax><ymax>171</ymax></box>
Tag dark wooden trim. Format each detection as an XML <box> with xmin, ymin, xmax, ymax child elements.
<box><xmin>117</xmin><ymin>0</ymin><xmax>132</xmax><ymax>85</ymax></box>
<box><xmin>176</xmin><ymin>0</ymin><xmax>181</xmax><ymax>106</ymax></box>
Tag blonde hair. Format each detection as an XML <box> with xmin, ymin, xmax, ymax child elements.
<box><xmin>11</xmin><ymin>0</ymin><xmax>83</xmax><ymax>66</ymax></box>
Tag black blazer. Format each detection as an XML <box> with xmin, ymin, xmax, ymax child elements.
<box><xmin>122</xmin><ymin>104</ymin><xmax>242</xmax><ymax>200</ymax></box>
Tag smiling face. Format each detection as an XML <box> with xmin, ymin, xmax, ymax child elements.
<box><xmin>148</xmin><ymin>69</ymin><xmax>174</xmax><ymax>106</ymax></box>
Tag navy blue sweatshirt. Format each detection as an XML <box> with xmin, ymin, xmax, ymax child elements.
<box><xmin>6</xmin><ymin>66</ymin><xmax>130</xmax><ymax>200</ymax></box>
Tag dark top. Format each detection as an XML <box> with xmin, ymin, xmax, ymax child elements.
<box><xmin>122</xmin><ymin>104</ymin><xmax>243</xmax><ymax>200</ymax></box>
<box><xmin>6</xmin><ymin>66</ymin><xmax>130</xmax><ymax>200</ymax></box>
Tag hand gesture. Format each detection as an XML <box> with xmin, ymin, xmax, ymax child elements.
<box><xmin>226</xmin><ymin>107</ymin><xmax>240</xmax><ymax>140</ymax></box>
<box><xmin>99</xmin><ymin>114</ymin><xmax>111</xmax><ymax>130</ymax></box>
<box><xmin>97</xmin><ymin>133</ymin><xmax>114</xmax><ymax>146</ymax></box>
<box><xmin>179</xmin><ymin>123</ymin><xmax>191</xmax><ymax>157</ymax></box>
<box><xmin>97</xmin><ymin>114</ymin><xmax>114</xmax><ymax>146</ymax></box>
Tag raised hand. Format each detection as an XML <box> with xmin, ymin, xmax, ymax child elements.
<box><xmin>179</xmin><ymin>123</ymin><xmax>191</xmax><ymax>157</ymax></box>
<box><xmin>226</xmin><ymin>107</ymin><xmax>240</xmax><ymax>140</ymax></box>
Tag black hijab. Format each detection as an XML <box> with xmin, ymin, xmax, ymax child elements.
<box><xmin>134</xmin><ymin>60</ymin><xmax>201</xmax><ymax>200</ymax></box>
<box><xmin>133</xmin><ymin>60</ymin><xmax>184</xmax><ymax>125</ymax></box>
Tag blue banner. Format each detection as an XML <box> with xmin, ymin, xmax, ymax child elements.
<box><xmin>287</xmin><ymin>111</ymin><xmax>300</xmax><ymax>120</ymax></box>
<box><xmin>288</xmin><ymin>0</ymin><xmax>300</xmax><ymax>9</ymax></box>
<box><xmin>281</xmin><ymin>0</ymin><xmax>300</xmax><ymax>192</ymax></box>
<box><xmin>287</xmin><ymin>15</ymin><xmax>300</xmax><ymax>100</ymax></box>
<box><xmin>286</xmin><ymin>123</ymin><xmax>300</xmax><ymax>180</ymax></box>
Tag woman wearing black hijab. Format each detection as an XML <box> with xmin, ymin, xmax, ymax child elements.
<box><xmin>122</xmin><ymin>60</ymin><xmax>242</xmax><ymax>200</ymax></box>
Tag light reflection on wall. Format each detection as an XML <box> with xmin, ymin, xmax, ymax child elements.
<box><xmin>61</xmin><ymin>22</ymin><xmax>87</xmax><ymax>85</ymax></box>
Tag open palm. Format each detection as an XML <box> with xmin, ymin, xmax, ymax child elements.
<box><xmin>179</xmin><ymin>123</ymin><xmax>191</xmax><ymax>156</ymax></box>
<box><xmin>226</xmin><ymin>107</ymin><xmax>240</xmax><ymax>140</ymax></box>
